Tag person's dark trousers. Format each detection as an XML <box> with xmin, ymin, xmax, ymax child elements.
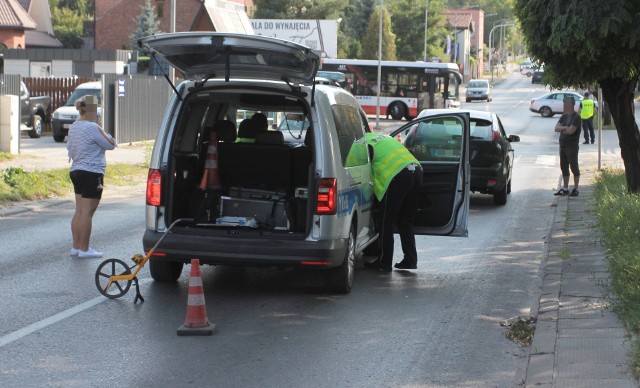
<box><xmin>378</xmin><ymin>167</ymin><xmax>423</xmax><ymax>268</ymax></box>
<box><xmin>582</xmin><ymin>116</ymin><xmax>595</xmax><ymax>143</ymax></box>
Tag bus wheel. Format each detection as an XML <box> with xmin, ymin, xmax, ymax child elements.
<box><xmin>389</xmin><ymin>102</ymin><xmax>406</xmax><ymax>120</ymax></box>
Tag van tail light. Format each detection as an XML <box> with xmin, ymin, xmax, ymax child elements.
<box><xmin>146</xmin><ymin>169</ymin><xmax>162</xmax><ymax>206</ymax></box>
<box><xmin>316</xmin><ymin>178</ymin><xmax>337</xmax><ymax>215</ymax></box>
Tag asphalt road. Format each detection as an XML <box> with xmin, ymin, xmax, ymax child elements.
<box><xmin>0</xmin><ymin>71</ymin><xmax>593</xmax><ymax>387</ymax></box>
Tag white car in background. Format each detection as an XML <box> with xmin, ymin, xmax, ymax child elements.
<box><xmin>520</xmin><ymin>60</ymin><xmax>533</xmax><ymax>76</ymax></box>
<box><xmin>529</xmin><ymin>91</ymin><xmax>583</xmax><ymax>117</ymax></box>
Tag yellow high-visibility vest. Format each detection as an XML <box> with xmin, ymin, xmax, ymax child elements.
<box><xmin>365</xmin><ymin>132</ymin><xmax>420</xmax><ymax>201</ymax></box>
<box><xmin>580</xmin><ymin>98</ymin><xmax>595</xmax><ymax>119</ymax></box>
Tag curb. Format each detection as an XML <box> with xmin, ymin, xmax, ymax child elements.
<box><xmin>525</xmin><ymin>169</ymin><xmax>637</xmax><ymax>387</ymax></box>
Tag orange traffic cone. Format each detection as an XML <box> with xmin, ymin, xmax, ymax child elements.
<box><xmin>177</xmin><ymin>259</ymin><xmax>214</xmax><ymax>336</ymax></box>
<box><xmin>204</xmin><ymin>132</ymin><xmax>221</xmax><ymax>190</ymax></box>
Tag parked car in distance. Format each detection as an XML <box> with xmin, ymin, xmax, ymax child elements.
<box><xmin>51</xmin><ymin>81</ymin><xmax>102</xmax><ymax>142</ymax></box>
<box><xmin>19</xmin><ymin>81</ymin><xmax>51</xmax><ymax>139</ymax></box>
<box><xmin>415</xmin><ymin>109</ymin><xmax>519</xmax><ymax>205</ymax></box>
<box><xmin>531</xmin><ymin>70</ymin><xmax>544</xmax><ymax>84</ymax></box>
<box><xmin>138</xmin><ymin>32</ymin><xmax>471</xmax><ymax>293</ymax></box>
<box><xmin>529</xmin><ymin>91</ymin><xmax>583</xmax><ymax>117</ymax></box>
<box><xmin>465</xmin><ymin>79</ymin><xmax>492</xmax><ymax>102</ymax></box>
<box><xmin>520</xmin><ymin>60</ymin><xmax>533</xmax><ymax>76</ymax></box>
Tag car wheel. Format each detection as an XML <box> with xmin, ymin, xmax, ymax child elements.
<box><xmin>53</xmin><ymin>135</ymin><xmax>65</xmax><ymax>143</ymax></box>
<box><xmin>539</xmin><ymin>106</ymin><xmax>553</xmax><ymax>117</ymax></box>
<box><xmin>28</xmin><ymin>115</ymin><xmax>43</xmax><ymax>138</ymax></box>
<box><xmin>526</xmin><ymin>72</ymin><xmax>532</xmax><ymax>77</ymax></box>
<box><xmin>389</xmin><ymin>102</ymin><xmax>406</xmax><ymax>121</ymax></box>
<box><xmin>325</xmin><ymin>223</ymin><xmax>355</xmax><ymax>293</ymax></box>
<box><xmin>493</xmin><ymin>184</ymin><xmax>508</xmax><ymax>205</ymax></box>
<box><xmin>507</xmin><ymin>180</ymin><xmax>512</xmax><ymax>194</ymax></box>
<box><xmin>149</xmin><ymin>259</ymin><xmax>184</xmax><ymax>282</ymax></box>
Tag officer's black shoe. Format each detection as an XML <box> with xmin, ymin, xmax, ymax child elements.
<box><xmin>394</xmin><ymin>261</ymin><xmax>417</xmax><ymax>270</ymax></box>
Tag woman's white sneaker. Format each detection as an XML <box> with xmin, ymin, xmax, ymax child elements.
<box><xmin>78</xmin><ymin>248</ymin><xmax>103</xmax><ymax>258</ymax></box>
<box><xmin>70</xmin><ymin>248</ymin><xmax>80</xmax><ymax>256</ymax></box>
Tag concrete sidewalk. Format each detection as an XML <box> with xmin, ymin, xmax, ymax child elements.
<box><xmin>525</xmin><ymin>128</ymin><xmax>638</xmax><ymax>386</ymax></box>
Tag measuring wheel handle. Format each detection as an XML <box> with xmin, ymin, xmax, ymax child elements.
<box><xmin>94</xmin><ymin>258</ymin><xmax>133</xmax><ymax>299</ymax></box>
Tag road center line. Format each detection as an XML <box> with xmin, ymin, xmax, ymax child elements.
<box><xmin>0</xmin><ymin>279</ymin><xmax>151</xmax><ymax>348</ymax></box>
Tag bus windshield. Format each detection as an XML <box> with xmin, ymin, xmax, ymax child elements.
<box><xmin>321</xmin><ymin>59</ymin><xmax>462</xmax><ymax>120</ymax></box>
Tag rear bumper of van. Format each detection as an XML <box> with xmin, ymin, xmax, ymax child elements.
<box><xmin>142</xmin><ymin>229</ymin><xmax>348</xmax><ymax>268</ymax></box>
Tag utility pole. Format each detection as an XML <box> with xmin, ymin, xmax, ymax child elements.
<box><xmin>423</xmin><ymin>0</ymin><xmax>429</xmax><ymax>61</ymax></box>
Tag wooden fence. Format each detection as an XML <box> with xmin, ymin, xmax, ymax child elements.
<box><xmin>23</xmin><ymin>77</ymin><xmax>96</xmax><ymax>112</ymax></box>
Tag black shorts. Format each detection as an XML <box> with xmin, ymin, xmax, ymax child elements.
<box><xmin>70</xmin><ymin>170</ymin><xmax>104</xmax><ymax>199</ymax></box>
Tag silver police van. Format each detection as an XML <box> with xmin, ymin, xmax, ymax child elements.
<box><xmin>139</xmin><ymin>32</ymin><xmax>470</xmax><ymax>293</ymax></box>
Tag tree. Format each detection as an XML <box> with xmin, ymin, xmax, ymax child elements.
<box><xmin>514</xmin><ymin>0</ymin><xmax>640</xmax><ymax>192</ymax></box>
<box><xmin>51</xmin><ymin>7</ymin><xmax>84</xmax><ymax>48</ymax></box>
<box><xmin>361</xmin><ymin>5</ymin><xmax>396</xmax><ymax>60</ymax></box>
<box><xmin>49</xmin><ymin>0</ymin><xmax>93</xmax><ymax>48</ymax></box>
<box><xmin>387</xmin><ymin>0</ymin><xmax>448</xmax><ymax>61</ymax></box>
<box><xmin>336</xmin><ymin>0</ymin><xmax>376</xmax><ymax>58</ymax></box>
<box><xmin>253</xmin><ymin>0</ymin><xmax>347</xmax><ymax>19</ymax></box>
<box><xmin>130</xmin><ymin>0</ymin><xmax>163</xmax><ymax>52</ymax></box>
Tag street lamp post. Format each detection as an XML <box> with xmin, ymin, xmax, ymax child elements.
<box><xmin>376</xmin><ymin>0</ymin><xmax>383</xmax><ymax>128</ymax></box>
<box><xmin>488</xmin><ymin>22</ymin><xmax>514</xmax><ymax>80</ymax></box>
<box><xmin>423</xmin><ymin>0</ymin><xmax>429</xmax><ymax>61</ymax></box>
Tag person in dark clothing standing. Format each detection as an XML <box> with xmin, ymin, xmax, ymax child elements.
<box><xmin>364</xmin><ymin>133</ymin><xmax>423</xmax><ymax>272</ymax></box>
<box><xmin>554</xmin><ymin>96</ymin><xmax>582</xmax><ymax>197</ymax></box>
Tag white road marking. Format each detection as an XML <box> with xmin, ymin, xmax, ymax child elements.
<box><xmin>0</xmin><ymin>279</ymin><xmax>152</xmax><ymax>348</ymax></box>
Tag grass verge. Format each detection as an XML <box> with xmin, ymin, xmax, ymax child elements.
<box><xmin>594</xmin><ymin>168</ymin><xmax>640</xmax><ymax>376</ymax></box>
<box><xmin>0</xmin><ymin>163</ymin><xmax>148</xmax><ymax>204</ymax></box>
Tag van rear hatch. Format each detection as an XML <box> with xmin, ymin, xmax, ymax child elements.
<box><xmin>138</xmin><ymin>32</ymin><xmax>320</xmax><ymax>84</ymax></box>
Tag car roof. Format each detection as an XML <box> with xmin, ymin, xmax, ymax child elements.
<box><xmin>75</xmin><ymin>81</ymin><xmax>101</xmax><ymax>89</ymax></box>
<box><xmin>418</xmin><ymin>108</ymin><xmax>493</xmax><ymax>121</ymax></box>
<box><xmin>536</xmin><ymin>91</ymin><xmax>582</xmax><ymax>99</ymax></box>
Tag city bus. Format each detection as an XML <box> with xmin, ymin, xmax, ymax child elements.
<box><xmin>321</xmin><ymin>59</ymin><xmax>462</xmax><ymax>120</ymax></box>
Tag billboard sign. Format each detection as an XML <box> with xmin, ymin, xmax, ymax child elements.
<box><xmin>250</xmin><ymin>19</ymin><xmax>338</xmax><ymax>58</ymax></box>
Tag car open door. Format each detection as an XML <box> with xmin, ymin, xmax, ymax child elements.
<box><xmin>390</xmin><ymin>112</ymin><xmax>470</xmax><ymax>236</ymax></box>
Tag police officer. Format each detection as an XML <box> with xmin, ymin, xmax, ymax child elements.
<box><xmin>364</xmin><ymin>132</ymin><xmax>423</xmax><ymax>272</ymax></box>
<box><xmin>579</xmin><ymin>91</ymin><xmax>596</xmax><ymax>144</ymax></box>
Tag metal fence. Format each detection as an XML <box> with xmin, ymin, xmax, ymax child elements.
<box><xmin>1</xmin><ymin>73</ymin><xmax>171</xmax><ymax>143</ymax></box>
<box><xmin>102</xmin><ymin>74</ymin><xmax>172</xmax><ymax>144</ymax></box>
<box><xmin>0</xmin><ymin>74</ymin><xmax>20</xmax><ymax>96</ymax></box>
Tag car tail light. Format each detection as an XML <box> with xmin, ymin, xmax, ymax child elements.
<box><xmin>146</xmin><ymin>169</ymin><xmax>162</xmax><ymax>206</ymax></box>
<box><xmin>531</xmin><ymin>99</ymin><xmax>534</xmax><ymax>105</ymax></box>
<box><xmin>492</xmin><ymin>128</ymin><xmax>501</xmax><ymax>142</ymax></box>
<box><xmin>316</xmin><ymin>178</ymin><xmax>337</xmax><ymax>215</ymax></box>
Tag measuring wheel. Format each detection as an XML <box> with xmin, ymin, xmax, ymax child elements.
<box><xmin>95</xmin><ymin>259</ymin><xmax>133</xmax><ymax>299</ymax></box>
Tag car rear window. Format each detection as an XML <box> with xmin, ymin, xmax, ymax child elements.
<box><xmin>468</xmin><ymin>81</ymin><xmax>487</xmax><ymax>88</ymax></box>
<box><xmin>470</xmin><ymin>119</ymin><xmax>493</xmax><ymax>140</ymax></box>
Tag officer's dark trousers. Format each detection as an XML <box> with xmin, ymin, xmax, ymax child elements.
<box><xmin>378</xmin><ymin>167</ymin><xmax>423</xmax><ymax>268</ymax></box>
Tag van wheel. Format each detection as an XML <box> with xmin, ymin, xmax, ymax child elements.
<box><xmin>149</xmin><ymin>259</ymin><xmax>184</xmax><ymax>282</ymax></box>
<box><xmin>325</xmin><ymin>224</ymin><xmax>355</xmax><ymax>293</ymax></box>
<box><xmin>28</xmin><ymin>115</ymin><xmax>43</xmax><ymax>138</ymax></box>
<box><xmin>53</xmin><ymin>135</ymin><xmax>65</xmax><ymax>143</ymax></box>
<box><xmin>389</xmin><ymin>102</ymin><xmax>406</xmax><ymax>120</ymax></box>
